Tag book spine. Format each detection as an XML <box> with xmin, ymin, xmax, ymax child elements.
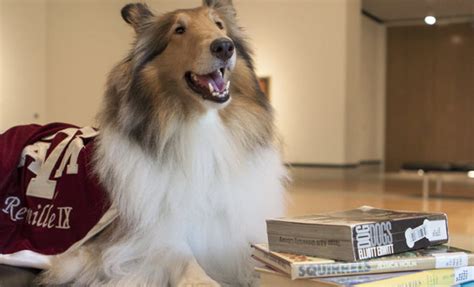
<box><xmin>294</xmin><ymin>253</ymin><xmax>473</xmax><ymax>280</ymax></box>
<box><xmin>267</xmin><ymin>232</ymin><xmax>355</xmax><ymax>261</ymax></box>
<box><xmin>255</xmin><ymin>245</ymin><xmax>474</xmax><ymax>280</ymax></box>
<box><xmin>251</xmin><ymin>248</ymin><xmax>292</xmax><ymax>275</ymax></box>
<box><xmin>267</xmin><ymin>213</ymin><xmax>449</xmax><ymax>261</ymax></box>
<box><xmin>353</xmin><ymin>216</ymin><xmax>449</xmax><ymax>260</ymax></box>
<box><xmin>357</xmin><ymin>266</ymin><xmax>474</xmax><ymax>287</ymax></box>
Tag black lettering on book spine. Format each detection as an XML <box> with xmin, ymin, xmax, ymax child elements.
<box><xmin>278</xmin><ymin>236</ymin><xmax>341</xmax><ymax>247</ymax></box>
<box><xmin>354</xmin><ymin>221</ymin><xmax>394</xmax><ymax>260</ymax></box>
<box><xmin>262</xmin><ymin>251</ymin><xmax>288</xmax><ymax>271</ymax></box>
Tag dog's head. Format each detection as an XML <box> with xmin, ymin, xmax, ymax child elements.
<box><xmin>121</xmin><ymin>0</ymin><xmax>248</xmax><ymax>109</ymax></box>
<box><xmin>102</xmin><ymin>1</ymin><xmax>273</xmax><ymax>154</ymax></box>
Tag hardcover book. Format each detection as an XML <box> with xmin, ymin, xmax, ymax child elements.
<box><xmin>252</xmin><ymin>243</ymin><xmax>474</xmax><ymax>279</ymax></box>
<box><xmin>256</xmin><ymin>266</ymin><xmax>474</xmax><ymax>287</ymax></box>
<box><xmin>266</xmin><ymin>206</ymin><xmax>449</xmax><ymax>261</ymax></box>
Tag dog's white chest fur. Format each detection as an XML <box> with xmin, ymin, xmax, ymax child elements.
<box><xmin>95</xmin><ymin>110</ymin><xmax>286</xmax><ymax>285</ymax></box>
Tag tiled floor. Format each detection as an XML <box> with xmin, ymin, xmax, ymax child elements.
<box><xmin>285</xmin><ymin>167</ymin><xmax>474</xmax><ymax>251</ymax></box>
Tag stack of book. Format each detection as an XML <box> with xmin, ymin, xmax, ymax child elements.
<box><xmin>253</xmin><ymin>206</ymin><xmax>474</xmax><ymax>286</ymax></box>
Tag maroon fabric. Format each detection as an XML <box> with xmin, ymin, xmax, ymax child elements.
<box><xmin>0</xmin><ymin>123</ymin><xmax>109</xmax><ymax>255</ymax></box>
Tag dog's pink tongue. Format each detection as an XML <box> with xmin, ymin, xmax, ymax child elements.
<box><xmin>195</xmin><ymin>71</ymin><xmax>226</xmax><ymax>93</ymax></box>
<box><xmin>209</xmin><ymin>71</ymin><xmax>226</xmax><ymax>92</ymax></box>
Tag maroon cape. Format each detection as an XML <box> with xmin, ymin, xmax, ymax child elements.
<box><xmin>0</xmin><ymin>123</ymin><xmax>113</xmax><ymax>268</ymax></box>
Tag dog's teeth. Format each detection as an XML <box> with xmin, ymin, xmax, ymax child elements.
<box><xmin>226</xmin><ymin>81</ymin><xmax>230</xmax><ymax>90</ymax></box>
<box><xmin>218</xmin><ymin>69</ymin><xmax>223</xmax><ymax>78</ymax></box>
<box><xmin>208</xmin><ymin>83</ymin><xmax>214</xmax><ymax>93</ymax></box>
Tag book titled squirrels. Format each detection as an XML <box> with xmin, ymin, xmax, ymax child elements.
<box><xmin>252</xmin><ymin>243</ymin><xmax>473</xmax><ymax>279</ymax></box>
<box><xmin>266</xmin><ymin>206</ymin><xmax>449</xmax><ymax>262</ymax></box>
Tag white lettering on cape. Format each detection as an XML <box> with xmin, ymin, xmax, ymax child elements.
<box><xmin>19</xmin><ymin>127</ymin><xmax>98</xmax><ymax>200</ymax></box>
<box><xmin>1</xmin><ymin>196</ymin><xmax>72</xmax><ymax>230</ymax></box>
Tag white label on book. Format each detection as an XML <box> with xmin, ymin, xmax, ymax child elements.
<box><xmin>433</xmin><ymin>252</ymin><xmax>468</xmax><ymax>269</ymax></box>
<box><xmin>454</xmin><ymin>266</ymin><xmax>474</xmax><ymax>284</ymax></box>
<box><xmin>425</xmin><ymin>220</ymin><xmax>448</xmax><ymax>241</ymax></box>
<box><xmin>405</xmin><ymin>219</ymin><xmax>447</xmax><ymax>248</ymax></box>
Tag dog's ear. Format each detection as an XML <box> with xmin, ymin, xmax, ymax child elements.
<box><xmin>203</xmin><ymin>0</ymin><xmax>236</xmax><ymax>17</ymax></box>
<box><xmin>121</xmin><ymin>3</ymin><xmax>154</xmax><ymax>32</ymax></box>
<box><xmin>203</xmin><ymin>0</ymin><xmax>232</xmax><ymax>7</ymax></box>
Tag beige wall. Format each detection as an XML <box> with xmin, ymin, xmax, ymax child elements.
<box><xmin>1</xmin><ymin>0</ymin><xmax>386</xmax><ymax>164</ymax></box>
<box><xmin>344</xmin><ymin>4</ymin><xmax>386</xmax><ymax>165</ymax></box>
<box><xmin>344</xmin><ymin>0</ymin><xmax>362</xmax><ymax>164</ymax></box>
<box><xmin>0</xmin><ymin>0</ymin><xmax>47</xmax><ymax>132</ymax></box>
<box><xmin>345</xmin><ymin>15</ymin><xmax>386</xmax><ymax>164</ymax></box>
<box><xmin>361</xmin><ymin>16</ymin><xmax>386</xmax><ymax>162</ymax></box>
<box><xmin>46</xmin><ymin>0</ymin><xmax>131</xmax><ymax>126</ymax></box>
<box><xmin>239</xmin><ymin>0</ymin><xmax>350</xmax><ymax>164</ymax></box>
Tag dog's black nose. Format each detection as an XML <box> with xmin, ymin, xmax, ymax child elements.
<box><xmin>210</xmin><ymin>38</ymin><xmax>235</xmax><ymax>61</ymax></box>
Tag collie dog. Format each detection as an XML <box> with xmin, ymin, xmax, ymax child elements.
<box><xmin>40</xmin><ymin>0</ymin><xmax>286</xmax><ymax>286</ymax></box>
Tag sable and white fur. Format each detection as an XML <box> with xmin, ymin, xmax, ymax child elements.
<box><xmin>40</xmin><ymin>0</ymin><xmax>286</xmax><ymax>286</ymax></box>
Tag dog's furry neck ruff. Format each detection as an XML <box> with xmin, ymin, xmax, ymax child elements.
<box><xmin>93</xmin><ymin>115</ymin><xmax>285</xmax><ymax>285</ymax></box>
<box><xmin>96</xmin><ymin>109</ymin><xmax>240</xmax><ymax>224</ymax></box>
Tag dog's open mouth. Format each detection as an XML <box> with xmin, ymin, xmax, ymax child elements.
<box><xmin>185</xmin><ymin>68</ymin><xmax>230</xmax><ymax>103</ymax></box>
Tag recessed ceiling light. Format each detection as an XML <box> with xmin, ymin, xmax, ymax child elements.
<box><xmin>424</xmin><ymin>15</ymin><xmax>437</xmax><ymax>25</ymax></box>
<box><xmin>468</xmin><ymin>171</ymin><xmax>474</xmax><ymax>179</ymax></box>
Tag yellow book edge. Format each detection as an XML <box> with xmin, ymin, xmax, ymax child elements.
<box><xmin>256</xmin><ymin>266</ymin><xmax>474</xmax><ymax>287</ymax></box>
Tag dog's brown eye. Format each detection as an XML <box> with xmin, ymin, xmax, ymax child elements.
<box><xmin>215</xmin><ymin>21</ymin><xmax>224</xmax><ymax>30</ymax></box>
<box><xmin>175</xmin><ymin>26</ymin><xmax>186</xmax><ymax>34</ymax></box>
